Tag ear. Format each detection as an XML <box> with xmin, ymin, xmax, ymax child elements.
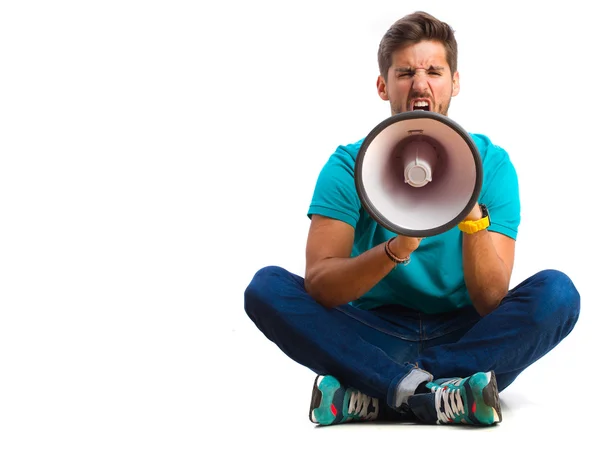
<box><xmin>451</xmin><ymin>71</ymin><xmax>460</xmax><ymax>97</ymax></box>
<box><xmin>377</xmin><ymin>75</ymin><xmax>389</xmax><ymax>101</ymax></box>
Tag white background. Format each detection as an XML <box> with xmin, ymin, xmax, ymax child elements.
<box><xmin>0</xmin><ymin>1</ymin><xmax>597</xmax><ymax>453</ymax></box>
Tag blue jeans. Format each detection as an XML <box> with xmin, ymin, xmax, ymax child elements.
<box><xmin>244</xmin><ymin>266</ymin><xmax>580</xmax><ymax>411</ymax></box>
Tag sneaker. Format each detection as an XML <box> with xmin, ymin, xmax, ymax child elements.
<box><xmin>309</xmin><ymin>375</ymin><xmax>379</xmax><ymax>425</ymax></box>
<box><xmin>407</xmin><ymin>371</ymin><xmax>502</xmax><ymax>425</ymax></box>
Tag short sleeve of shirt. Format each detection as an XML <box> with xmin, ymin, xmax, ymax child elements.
<box><xmin>307</xmin><ymin>142</ymin><xmax>362</xmax><ymax>228</ymax></box>
<box><xmin>475</xmin><ymin>136</ymin><xmax>521</xmax><ymax>240</ymax></box>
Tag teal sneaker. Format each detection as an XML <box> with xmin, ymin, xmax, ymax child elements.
<box><xmin>407</xmin><ymin>371</ymin><xmax>502</xmax><ymax>425</ymax></box>
<box><xmin>309</xmin><ymin>375</ymin><xmax>379</xmax><ymax>425</ymax></box>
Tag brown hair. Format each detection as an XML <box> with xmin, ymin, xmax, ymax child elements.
<box><xmin>377</xmin><ymin>11</ymin><xmax>458</xmax><ymax>81</ymax></box>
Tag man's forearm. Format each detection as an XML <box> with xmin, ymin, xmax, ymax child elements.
<box><xmin>462</xmin><ymin>230</ymin><xmax>510</xmax><ymax>316</ymax></box>
<box><xmin>305</xmin><ymin>243</ymin><xmax>396</xmax><ymax>308</ymax></box>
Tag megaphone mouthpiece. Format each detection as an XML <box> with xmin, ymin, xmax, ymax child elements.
<box><xmin>402</xmin><ymin>138</ymin><xmax>438</xmax><ymax>188</ymax></box>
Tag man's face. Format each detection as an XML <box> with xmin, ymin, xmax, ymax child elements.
<box><xmin>377</xmin><ymin>40</ymin><xmax>460</xmax><ymax>116</ymax></box>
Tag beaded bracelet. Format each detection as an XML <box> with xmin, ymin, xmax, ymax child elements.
<box><xmin>385</xmin><ymin>238</ymin><xmax>411</xmax><ymax>266</ymax></box>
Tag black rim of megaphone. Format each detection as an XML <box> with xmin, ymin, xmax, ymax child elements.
<box><xmin>354</xmin><ymin>110</ymin><xmax>483</xmax><ymax>238</ymax></box>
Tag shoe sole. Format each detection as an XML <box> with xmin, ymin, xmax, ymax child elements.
<box><xmin>309</xmin><ymin>375</ymin><xmax>323</xmax><ymax>423</ymax></box>
<box><xmin>482</xmin><ymin>371</ymin><xmax>502</xmax><ymax>423</ymax></box>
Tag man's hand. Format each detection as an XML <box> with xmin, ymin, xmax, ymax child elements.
<box><xmin>388</xmin><ymin>235</ymin><xmax>422</xmax><ymax>260</ymax></box>
<box><xmin>463</xmin><ymin>202</ymin><xmax>483</xmax><ymax>221</ymax></box>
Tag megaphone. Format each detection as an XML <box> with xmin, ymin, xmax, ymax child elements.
<box><xmin>355</xmin><ymin>111</ymin><xmax>482</xmax><ymax>237</ymax></box>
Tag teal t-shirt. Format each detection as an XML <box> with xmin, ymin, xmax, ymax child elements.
<box><xmin>307</xmin><ymin>133</ymin><xmax>520</xmax><ymax>314</ymax></box>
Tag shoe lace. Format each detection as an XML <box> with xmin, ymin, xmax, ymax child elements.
<box><xmin>348</xmin><ymin>390</ymin><xmax>379</xmax><ymax>420</ymax></box>
<box><xmin>430</xmin><ymin>379</ymin><xmax>465</xmax><ymax>424</ymax></box>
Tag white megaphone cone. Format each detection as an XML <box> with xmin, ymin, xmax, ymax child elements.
<box><xmin>354</xmin><ymin>111</ymin><xmax>482</xmax><ymax>237</ymax></box>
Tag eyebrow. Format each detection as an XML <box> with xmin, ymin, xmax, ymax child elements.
<box><xmin>394</xmin><ymin>65</ymin><xmax>445</xmax><ymax>73</ymax></box>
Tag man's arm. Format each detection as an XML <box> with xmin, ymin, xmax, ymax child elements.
<box><xmin>462</xmin><ymin>207</ymin><xmax>515</xmax><ymax>316</ymax></box>
<box><xmin>304</xmin><ymin>215</ymin><xmax>420</xmax><ymax>308</ymax></box>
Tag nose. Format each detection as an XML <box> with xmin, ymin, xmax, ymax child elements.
<box><xmin>411</xmin><ymin>71</ymin><xmax>429</xmax><ymax>92</ymax></box>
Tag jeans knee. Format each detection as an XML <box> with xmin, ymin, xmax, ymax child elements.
<box><xmin>244</xmin><ymin>265</ymin><xmax>294</xmax><ymax>319</ymax></box>
<box><xmin>532</xmin><ymin>269</ymin><xmax>580</xmax><ymax>324</ymax></box>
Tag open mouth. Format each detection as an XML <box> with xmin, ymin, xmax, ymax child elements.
<box><xmin>411</xmin><ymin>100</ymin><xmax>431</xmax><ymax>111</ymax></box>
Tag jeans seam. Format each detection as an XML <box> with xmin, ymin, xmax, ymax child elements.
<box><xmin>334</xmin><ymin>306</ymin><xmax>420</xmax><ymax>342</ymax></box>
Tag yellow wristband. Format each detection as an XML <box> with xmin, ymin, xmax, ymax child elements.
<box><xmin>458</xmin><ymin>204</ymin><xmax>490</xmax><ymax>234</ymax></box>
<box><xmin>458</xmin><ymin>216</ymin><xmax>490</xmax><ymax>234</ymax></box>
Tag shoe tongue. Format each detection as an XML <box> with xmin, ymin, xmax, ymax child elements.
<box><xmin>407</xmin><ymin>393</ymin><xmax>439</xmax><ymax>424</ymax></box>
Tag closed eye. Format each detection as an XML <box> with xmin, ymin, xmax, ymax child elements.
<box><xmin>394</xmin><ymin>66</ymin><xmax>445</xmax><ymax>78</ymax></box>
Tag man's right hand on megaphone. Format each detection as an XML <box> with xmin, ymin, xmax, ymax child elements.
<box><xmin>388</xmin><ymin>235</ymin><xmax>423</xmax><ymax>262</ymax></box>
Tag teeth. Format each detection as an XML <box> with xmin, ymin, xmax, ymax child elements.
<box><xmin>414</xmin><ymin>101</ymin><xmax>429</xmax><ymax>107</ymax></box>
